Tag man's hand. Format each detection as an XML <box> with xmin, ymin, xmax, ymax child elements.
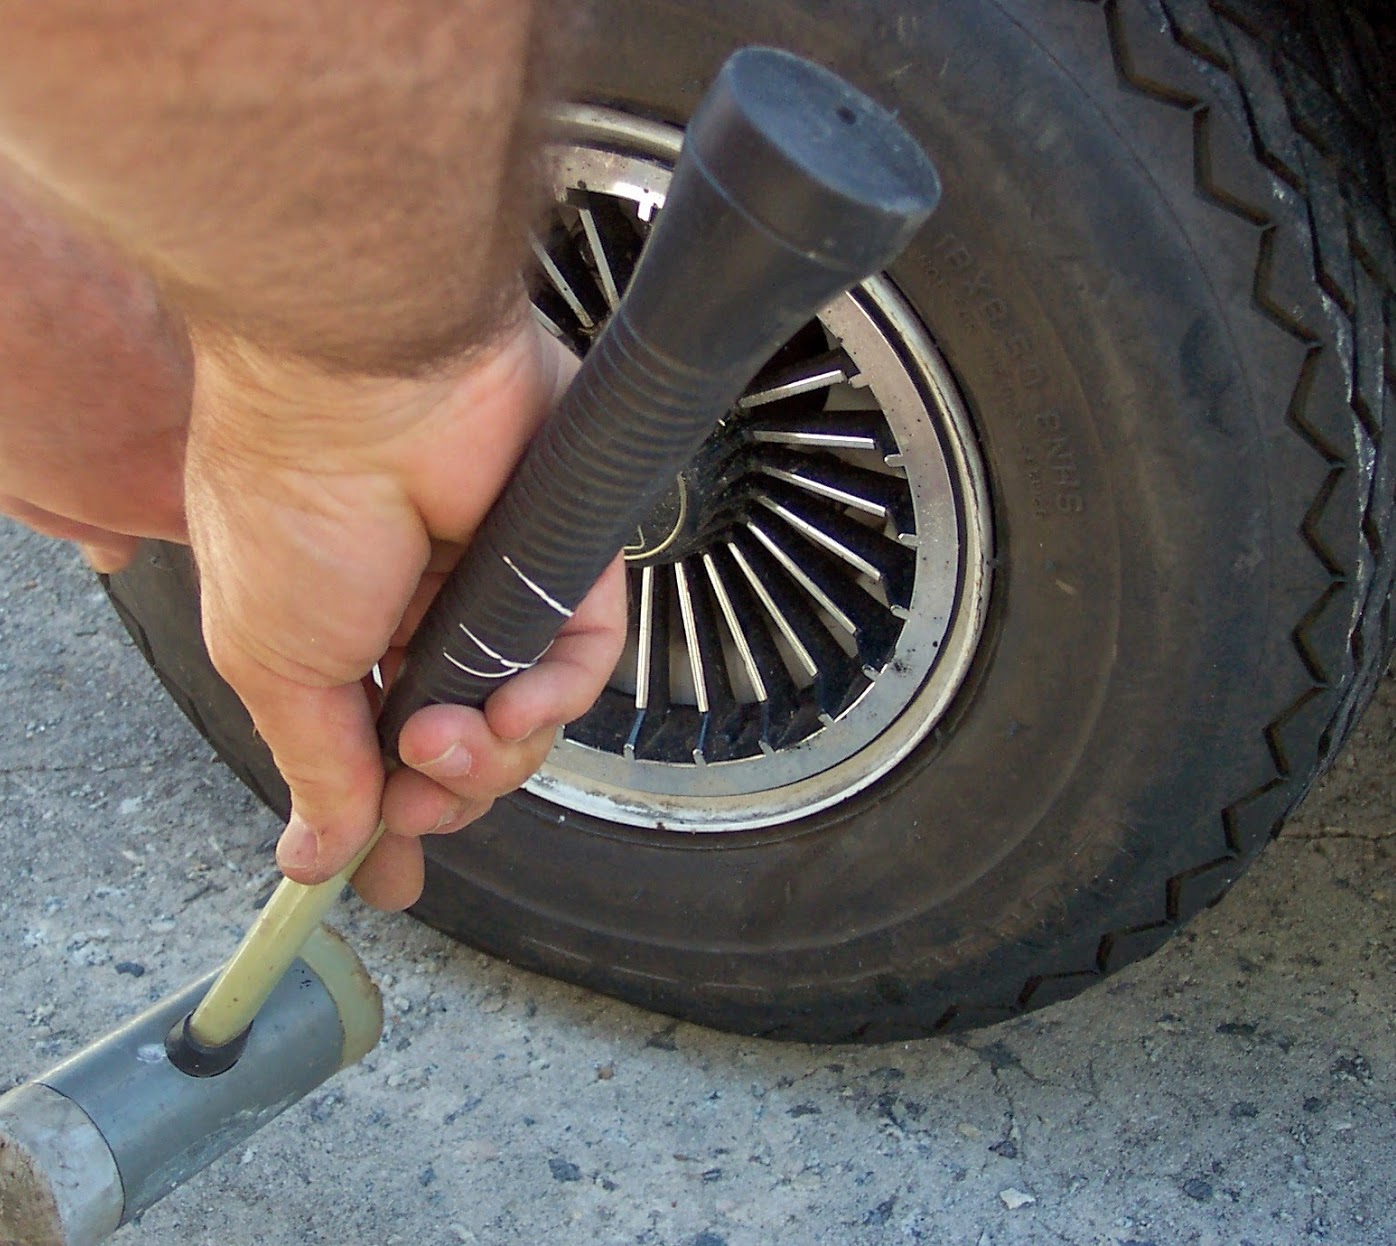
<box><xmin>0</xmin><ymin>0</ymin><xmax>609</xmax><ymax>909</ymax></box>
<box><xmin>187</xmin><ymin>316</ymin><xmax>626</xmax><ymax>910</ymax></box>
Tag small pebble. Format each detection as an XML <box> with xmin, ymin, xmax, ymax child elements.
<box><xmin>548</xmin><ymin>1158</ymin><xmax>582</xmax><ymax>1183</ymax></box>
<box><xmin>114</xmin><ymin>961</ymin><xmax>146</xmax><ymax>977</ymax></box>
<box><xmin>999</xmin><ymin>1188</ymin><xmax>1036</xmax><ymax>1210</ymax></box>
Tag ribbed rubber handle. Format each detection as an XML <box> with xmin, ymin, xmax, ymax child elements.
<box><xmin>377</xmin><ymin>46</ymin><xmax>940</xmax><ymax>755</ymax></box>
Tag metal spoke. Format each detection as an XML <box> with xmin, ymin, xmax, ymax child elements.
<box><xmin>726</xmin><ymin>541</ymin><xmax>818</xmax><ymax>680</ymax></box>
<box><xmin>754</xmin><ymin>449</ymin><xmax>916</xmax><ymax>535</ymax></box>
<box><xmin>531</xmin><ymin>302</ymin><xmax>568</xmax><ymax>343</ymax></box>
<box><xmin>756</xmin><ymin>481</ymin><xmax>917</xmax><ymax>609</ymax></box>
<box><xmin>578</xmin><ymin>206</ymin><xmax>622</xmax><ymax>311</ymax></box>
<box><xmin>756</xmin><ymin>496</ymin><xmax>882</xmax><ymax>582</ymax></box>
<box><xmin>730</xmin><ymin>532</ymin><xmax>867</xmax><ymax>720</ymax></box>
<box><xmin>744</xmin><ymin>409</ymin><xmax>894</xmax><ymax>457</ymax></box>
<box><xmin>737</xmin><ymin>350</ymin><xmax>853</xmax><ymax>410</ymax></box>
<box><xmin>624</xmin><ymin>562</ymin><xmax>672</xmax><ymax>760</ymax></box>
<box><xmin>746</xmin><ymin>521</ymin><xmax>856</xmax><ymax>634</ymax></box>
<box><xmin>758</xmin><ymin>466</ymin><xmax>887</xmax><ymax>519</ymax></box>
<box><xmin>751</xmin><ymin>428</ymin><xmax>876</xmax><ymax>450</ymax></box>
<box><xmin>673</xmin><ymin>560</ymin><xmax>709</xmax><ymax>716</ymax></box>
<box><xmin>702</xmin><ymin>552</ymin><xmax>767</xmax><ymax>703</ymax></box>
<box><xmin>674</xmin><ymin>559</ymin><xmax>743</xmax><ymax>762</ymax></box>
<box><xmin>746</xmin><ymin>521</ymin><xmax>901</xmax><ymax>672</ymax></box>
<box><xmin>634</xmin><ymin>564</ymin><xmax>657</xmax><ymax>711</ymax></box>
<box><xmin>530</xmin><ymin>233</ymin><xmax>597</xmax><ymax>330</ymax></box>
<box><xmin>708</xmin><ymin>546</ymin><xmax>803</xmax><ymax>752</ymax></box>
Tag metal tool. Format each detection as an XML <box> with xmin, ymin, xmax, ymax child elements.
<box><xmin>0</xmin><ymin>46</ymin><xmax>940</xmax><ymax>1246</ymax></box>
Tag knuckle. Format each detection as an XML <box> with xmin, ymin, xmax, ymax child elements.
<box><xmin>279</xmin><ymin>758</ymin><xmax>375</xmax><ymax>815</ymax></box>
<box><xmin>202</xmin><ymin>595</ymin><xmax>376</xmax><ymax>695</ymax></box>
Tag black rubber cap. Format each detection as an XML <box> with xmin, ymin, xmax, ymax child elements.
<box><xmin>686</xmin><ymin>46</ymin><xmax>941</xmax><ymax>274</ymax></box>
<box><xmin>165</xmin><ymin>1013</ymin><xmax>252</xmax><ymax>1079</ymax></box>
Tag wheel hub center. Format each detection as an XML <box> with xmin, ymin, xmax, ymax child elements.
<box><xmin>624</xmin><ymin>475</ymin><xmax>689</xmax><ymax>564</ymax></box>
<box><xmin>623</xmin><ymin>425</ymin><xmax>749</xmax><ymax>568</ymax></box>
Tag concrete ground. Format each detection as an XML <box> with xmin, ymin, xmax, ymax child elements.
<box><xmin>1</xmin><ymin>524</ymin><xmax>1392</xmax><ymax>1246</ymax></box>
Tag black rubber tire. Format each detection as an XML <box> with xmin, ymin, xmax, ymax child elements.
<box><xmin>106</xmin><ymin>0</ymin><xmax>1395</xmax><ymax>1042</ymax></box>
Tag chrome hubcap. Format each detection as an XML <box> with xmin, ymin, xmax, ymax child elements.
<box><xmin>525</xmin><ymin>106</ymin><xmax>992</xmax><ymax>832</ymax></box>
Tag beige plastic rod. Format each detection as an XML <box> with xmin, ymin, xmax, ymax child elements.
<box><xmin>186</xmin><ymin>824</ymin><xmax>386</xmax><ymax>1050</ymax></box>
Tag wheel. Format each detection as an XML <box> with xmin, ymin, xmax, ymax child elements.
<box><xmin>106</xmin><ymin>0</ymin><xmax>1395</xmax><ymax>1041</ymax></box>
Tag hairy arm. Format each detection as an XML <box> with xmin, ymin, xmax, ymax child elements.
<box><xmin>0</xmin><ymin>1</ymin><xmax>624</xmax><ymax>909</ymax></box>
<box><xmin>0</xmin><ymin>0</ymin><xmax>547</xmax><ymax>373</ymax></box>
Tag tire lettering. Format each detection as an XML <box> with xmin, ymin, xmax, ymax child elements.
<box><xmin>1035</xmin><ymin>411</ymin><xmax>1085</xmax><ymax>515</ymax></box>
<box><xmin>928</xmin><ymin>233</ymin><xmax>1087</xmax><ymax>518</ymax></box>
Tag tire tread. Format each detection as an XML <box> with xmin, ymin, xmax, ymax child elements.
<box><xmin>902</xmin><ymin>0</ymin><xmax>1396</xmax><ymax>1040</ymax></box>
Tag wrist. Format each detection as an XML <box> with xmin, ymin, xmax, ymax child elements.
<box><xmin>187</xmin><ymin>305</ymin><xmax>541</xmax><ymax>460</ymax></box>
<box><xmin>193</xmin><ymin>328</ymin><xmax>454</xmax><ymax>425</ymax></box>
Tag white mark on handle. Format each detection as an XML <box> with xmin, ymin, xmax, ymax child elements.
<box><xmin>502</xmin><ymin>556</ymin><xmax>574</xmax><ymax>618</ymax></box>
<box><xmin>442</xmin><ymin>651</ymin><xmax>512</xmax><ymax>679</ymax></box>
<box><xmin>458</xmin><ymin>622</ymin><xmax>536</xmax><ymax>670</ymax></box>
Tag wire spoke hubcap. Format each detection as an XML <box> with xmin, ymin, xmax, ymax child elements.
<box><xmin>525</xmin><ymin>107</ymin><xmax>992</xmax><ymax>832</ymax></box>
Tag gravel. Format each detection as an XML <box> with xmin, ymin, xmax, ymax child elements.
<box><xmin>1</xmin><ymin>524</ymin><xmax>1392</xmax><ymax>1246</ymax></box>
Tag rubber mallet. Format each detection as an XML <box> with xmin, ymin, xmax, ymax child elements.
<box><xmin>0</xmin><ymin>46</ymin><xmax>939</xmax><ymax>1246</ymax></box>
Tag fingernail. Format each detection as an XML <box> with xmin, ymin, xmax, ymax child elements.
<box><xmin>416</xmin><ymin>742</ymin><xmax>473</xmax><ymax>780</ymax></box>
<box><xmin>429</xmin><ymin>803</ymin><xmax>469</xmax><ymax>835</ymax></box>
<box><xmin>277</xmin><ymin>814</ymin><xmax>320</xmax><ymax>873</ymax></box>
<box><xmin>79</xmin><ymin>544</ymin><xmax>129</xmax><ymax>575</ymax></box>
<box><xmin>500</xmin><ymin>721</ymin><xmax>558</xmax><ymax>745</ymax></box>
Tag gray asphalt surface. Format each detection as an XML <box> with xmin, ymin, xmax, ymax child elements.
<box><xmin>2</xmin><ymin>525</ymin><xmax>1392</xmax><ymax>1246</ymax></box>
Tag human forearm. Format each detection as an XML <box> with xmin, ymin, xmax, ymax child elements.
<box><xmin>0</xmin><ymin>1</ymin><xmax>550</xmax><ymax>374</ymax></box>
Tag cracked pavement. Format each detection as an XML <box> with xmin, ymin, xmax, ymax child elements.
<box><xmin>1</xmin><ymin>525</ymin><xmax>1393</xmax><ymax>1246</ymax></box>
